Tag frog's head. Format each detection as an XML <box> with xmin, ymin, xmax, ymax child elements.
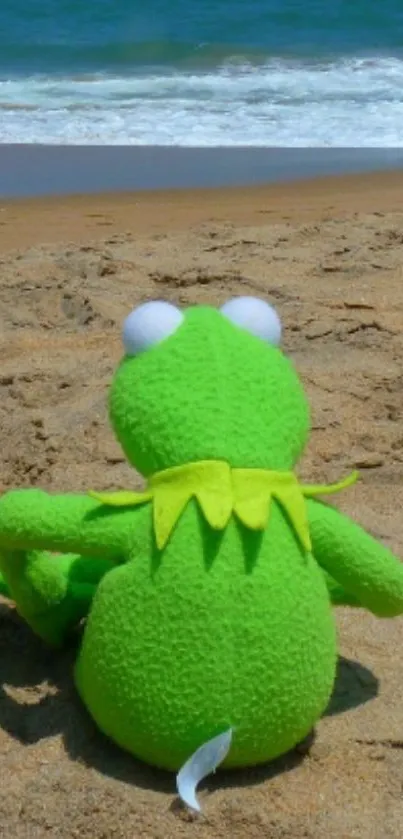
<box><xmin>109</xmin><ymin>298</ymin><xmax>310</xmax><ymax>477</ymax></box>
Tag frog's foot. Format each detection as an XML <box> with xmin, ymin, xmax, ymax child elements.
<box><xmin>0</xmin><ymin>548</ymin><xmax>114</xmax><ymax>647</ymax></box>
<box><xmin>322</xmin><ymin>570</ymin><xmax>362</xmax><ymax>609</ymax></box>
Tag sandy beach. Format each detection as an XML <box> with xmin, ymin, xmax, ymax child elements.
<box><xmin>1</xmin><ymin>170</ymin><xmax>403</xmax><ymax>838</ymax></box>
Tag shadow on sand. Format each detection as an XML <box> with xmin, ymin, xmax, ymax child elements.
<box><xmin>0</xmin><ymin>601</ymin><xmax>379</xmax><ymax>798</ymax></box>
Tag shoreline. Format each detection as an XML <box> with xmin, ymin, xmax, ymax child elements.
<box><xmin>2</xmin><ymin>145</ymin><xmax>403</xmax><ymax>199</ymax></box>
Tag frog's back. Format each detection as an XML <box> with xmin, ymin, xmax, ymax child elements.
<box><xmin>75</xmin><ymin>500</ymin><xmax>337</xmax><ymax>771</ymax></box>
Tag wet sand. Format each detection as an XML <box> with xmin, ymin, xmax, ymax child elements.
<box><xmin>2</xmin><ymin>144</ymin><xmax>403</xmax><ymax>197</ymax></box>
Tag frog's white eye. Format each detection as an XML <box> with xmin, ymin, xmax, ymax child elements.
<box><xmin>220</xmin><ymin>296</ymin><xmax>282</xmax><ymax>346</ymax></box>
<box><xmin>122</xmin><ymin>301</ymin><xmax>184</xmax><ymax>356</ymax></box>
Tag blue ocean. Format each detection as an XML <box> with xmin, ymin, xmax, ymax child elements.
<box><xmin>0</xmin><ymin>0</ymin><xmax>403</xmax><ymax>145</ymax></box>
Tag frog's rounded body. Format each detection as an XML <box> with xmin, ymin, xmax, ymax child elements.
<box><xmin>75</xmin><ymin>500</ymin><xmax>337</xmax><ymax>770</ymax></box>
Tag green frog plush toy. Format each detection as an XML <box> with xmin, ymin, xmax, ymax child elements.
<box><xmin>1</xmin><ymin>297</ymin><xmax>403</xmax><ymax>805</ymax></box>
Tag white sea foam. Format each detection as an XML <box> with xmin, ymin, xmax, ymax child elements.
<box><xmin>0</xmin><ymin>56</ymin><xmax>403</xmax><ymax>145</ymax></box>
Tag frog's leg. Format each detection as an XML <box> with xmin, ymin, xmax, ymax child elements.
<box><xmin>307</xmin><ymin>498</ymin><xmax>403</xmax><ymax>618</ymax></box>
<box><xmin>0</xmin><ymin>488</ymin><xmax>141</xmax><ymax>645</ymax></box>
<box><xmin>0</xmin><ymin>548</ymin><xmax>115</xmax><ymax>647</ymax></box>
<box><xmin>0</xmin><ymin>489</ymin><xmax>145</xmax><ymax>645</ymax></box>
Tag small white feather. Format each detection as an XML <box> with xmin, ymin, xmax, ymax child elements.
<box><xmin>176</xmin><ymin>728</ymin><xmax>233</xmax><ymax>814</ymax></box>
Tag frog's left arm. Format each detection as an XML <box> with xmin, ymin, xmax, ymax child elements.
<box><xmin>307</xmin><ymin>497</ymin><xmax>403</xmax><ymax>618</ymax></box>
<box><xmin>0</xmin><ymin>489</ymin><xmax>139</xmax><ymax>559</ymax></box>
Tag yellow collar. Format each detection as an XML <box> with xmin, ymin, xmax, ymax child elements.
<box><xmin>89</xmin><ymin>460</ymin><xmax>358</xmax><ymax>552</ymax></box>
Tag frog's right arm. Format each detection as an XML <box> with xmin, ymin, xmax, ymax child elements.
<box><xmin>0</xmin><ymin>489</ymin><xmax>139</xmax><ymax>559</ymax></box>
<box><xmin>307</xmin><ymin>497</ymin><xmax>403</xmax><ymax>618</ymax></box>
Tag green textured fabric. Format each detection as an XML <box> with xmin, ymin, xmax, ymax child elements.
<box><xmin>0</xmin><ymin>302</ymin><xmax>402</xmax><ymax>772</ymax></box>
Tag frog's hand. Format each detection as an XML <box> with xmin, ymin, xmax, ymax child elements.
<box><xmin>307</xmin><ymin>498</ymin><xmax>403</xmax><ymax>618</ymax></box>
<box><xmin>0</xmin><ymin>489</ymin><xmax>139</xmax><ymax>558</ymax></box>
<box><xmin>0</xmin><ymin>549</ymin><xmax>114</xmax><ymax>646</ymax></box>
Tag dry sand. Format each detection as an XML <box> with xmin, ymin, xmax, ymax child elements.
<box><xmin>0</xmin><ymin>171</ymin><xmax>403</xmax><ymax>838</ymax></box>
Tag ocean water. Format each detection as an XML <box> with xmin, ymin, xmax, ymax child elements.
<box><xmin>1</xmin><ymin>0</ymin><xmax>403</xmax><ymax>146</ymax></box>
